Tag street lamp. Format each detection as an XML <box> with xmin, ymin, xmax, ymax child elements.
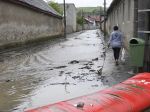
<box><xmin>63</xmin><ymin>0</ymin><xmax>66</xmax><ymax>38</ymax></box>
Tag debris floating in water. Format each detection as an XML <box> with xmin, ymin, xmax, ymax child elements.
<box><xmin>97</xmin><ymin>68</ymin><xmax>103</xmax><ymax>76</ymax></box>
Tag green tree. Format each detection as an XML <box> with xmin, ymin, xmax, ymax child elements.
<box><xmin>77</xmin><ymin>16</ymin><xmax>84</xmax><ymax>26</ymax></box>
<box><xmin>77</xmin><ymin>10</ymin><xmax>85</xmax><ymax>26</ymax></box>
<box><xmin>49</xmin><ymin>1</ymin><xmax>63</xmax><ymax>15</ymax></box>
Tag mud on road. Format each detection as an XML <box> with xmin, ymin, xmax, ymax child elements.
<box><xmin>0</xmin><ymin>30</ymin><xmax>111</xmax><ymax>112</ymax></box>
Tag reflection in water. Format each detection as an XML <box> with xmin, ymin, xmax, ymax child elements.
<box><xmin>0</xmin><ymin>30</ymin><xmax>107</xmax><ymax>111</ymax></box>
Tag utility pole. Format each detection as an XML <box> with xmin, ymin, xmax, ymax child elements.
<box><xmin>82</xmin><ymin>9</ymin><xmax>84</xmax><ymax>30</ymax></box>
<box><xmin>63</xmin><ymin>0</ymin><xmax>66</xmax><ymax>38</ymax></box>
<box><xmin>99</xmin><ymin>6</ymin><xmax>101</xmax><ymax>30</ymax></box>
<box><xmin>104</xmin><ymin>0</ymin><xmax>106</xmax><ymax>39</ymax></box>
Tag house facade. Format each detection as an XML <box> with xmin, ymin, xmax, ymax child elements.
<box><xmin>84</xmin><ymin>16</ymin><xmax>97</xmax><ymax>30</ymax></box>
<box><xmin>65</xmin><ymin>4</ymin><xmax>77</xmax><ymax>33</ymax></box>
<box><xmin>84</xmin><ymin>15</ymin><xmax>101</xmax><ymax>30</ymax></box>
<box><xmin>60</xmin><ymin>3</ymin><xmax>76</xmax><ymax>33</ymax></box>
<box><xmin>0</xmin><ymin>0</ymin><xmax>63</xmax><ymax>47</ymax></box>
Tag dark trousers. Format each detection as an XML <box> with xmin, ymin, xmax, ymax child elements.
<box><xmin>112</xmin><ymin>48</ymin><xmax>121</xmax><ymax>60</ymax></box>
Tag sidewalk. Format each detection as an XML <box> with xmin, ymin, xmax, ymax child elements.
<box><xmin>102</xmin><ymin>48</ymin><xmax>135</xmax><ymax>86</ymax></box>
<box><xmin>98</xmin><ymin>30</ymin><xmax>135</xmax><ymax>86</ymax></box>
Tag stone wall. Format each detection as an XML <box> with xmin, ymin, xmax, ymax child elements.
<box><xmin>106</xmin><ymin>0</ymin><xmax>135</xmax><ymax>50</ymax></box>
<box><xmin>0</xmin><ymin>1</ymin><xmax>63</xmax><ymax>47</ymax></box>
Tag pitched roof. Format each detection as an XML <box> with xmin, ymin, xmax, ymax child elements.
<box><xmin>4</xmin><ymin>0</ymin><xmax>62</xmax><ymax>18</ymax></box>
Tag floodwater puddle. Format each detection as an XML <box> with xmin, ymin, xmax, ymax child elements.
<box><xmin>0</xmin><ymin>30</ymin><xmax>108</xmax><ymax>111</ymax></box>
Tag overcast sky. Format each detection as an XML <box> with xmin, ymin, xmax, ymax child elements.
<box><xmin>45</xmin><ymin>0</ymin><xmax>113</xmax><ymax>7</ymax></box>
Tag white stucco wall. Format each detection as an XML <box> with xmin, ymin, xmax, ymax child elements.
<box><xmin>66</xmin><ymin>4</ymin><xmax>76</xmax><ymax>33</ymax></box>
<box><xmin>60</xmin><ymin>3</ymin><xmax>76</xmax><ymax>33</ymax></box>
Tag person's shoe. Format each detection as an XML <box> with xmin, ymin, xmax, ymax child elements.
<box><xmin>115</xmin><ymin>60</ymin><xmax>119</xmax><ymax>66</ymax></box>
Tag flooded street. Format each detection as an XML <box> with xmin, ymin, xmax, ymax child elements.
<box><xmin>0</xmin><ymin>30</ymin><xmax>109</xmax><ymax>112</ymax></box>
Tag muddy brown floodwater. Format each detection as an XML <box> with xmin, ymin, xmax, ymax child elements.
<box><xmin>0</xmin><ymin>30</ymin><xmax>108</xmax><ymax>112</ymax></box>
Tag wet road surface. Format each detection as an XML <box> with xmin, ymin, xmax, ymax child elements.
<box><xmin>0</xmin><ymin>30</ymin><xmax>110</xmax><ymax>112</ymax></box>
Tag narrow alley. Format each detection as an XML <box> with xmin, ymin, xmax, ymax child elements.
<box><xmin>0</xmin><ymin>0</ymin><xmax>150</xmax><ymax>111</ymax></box>
<box><xmin>0</xmin><ymin>30</ymin><xmax>134</xmax><ymax>111</ymax></box>
<box><xmin>0</xmin><ymin>30</ymin><xmax>103</xmax><ymax>111</ymax></box>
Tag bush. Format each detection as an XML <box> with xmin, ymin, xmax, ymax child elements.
<box><xmin>49</xmin><ymin>1</ymin><xmax>63</xmax><ymax>15</ymax></box>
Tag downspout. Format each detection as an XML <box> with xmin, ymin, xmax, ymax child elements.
<box><xmin>133</xmin><ymin>0</ymin><xmax>138</xmax><ymax>38</ymax></box>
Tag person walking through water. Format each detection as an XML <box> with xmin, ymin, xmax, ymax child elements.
<box><xmin>108</xmin><ymin>26</ymin><xmax>123</xmax><ymax>65</ymax></box>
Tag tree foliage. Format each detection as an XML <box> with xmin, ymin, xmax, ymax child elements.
<box><xmin>49</xmin><ymin>1</ymin><xmax>63</xmax><ymax>15</ymax></box>
<box><xmin>76</xmin><ymin>10</ymin><xmax>85</xmax><ymax>26</ymax></box>
<box><xmin>77</xmin><ymin>16</ymin><xmax>84</xmax><ymax>26</ymax></box>
<box><xmin>77</xmin><ymin>7</ymin><xmax>104</xmax><ymax>15</ymax></box>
